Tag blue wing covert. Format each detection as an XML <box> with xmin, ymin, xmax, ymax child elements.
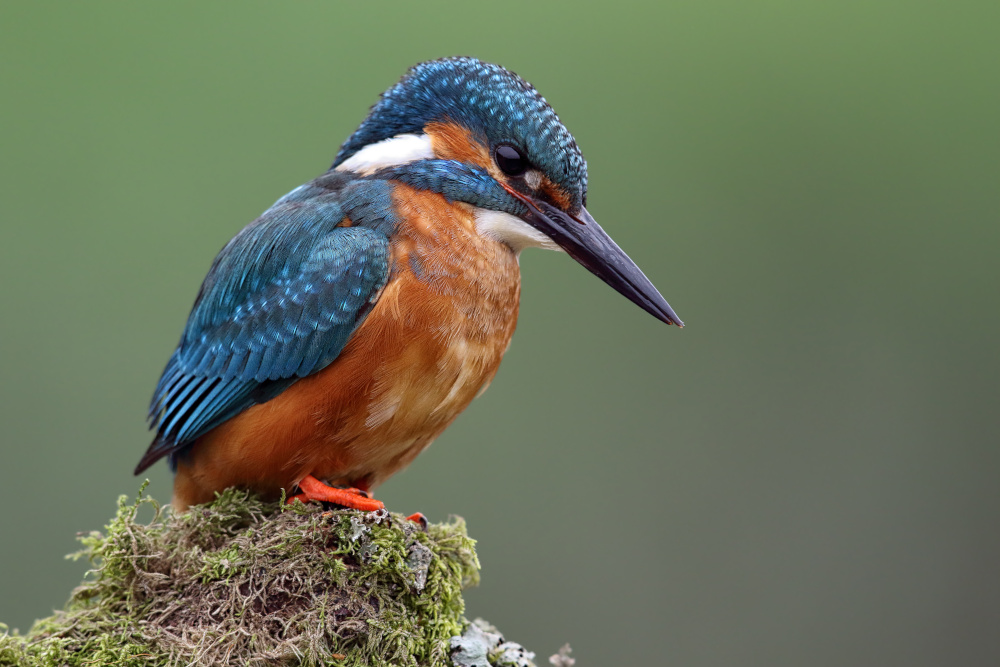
<box><xmin>136</xmin><ymin>197</ymin><xmax>390</xmax><ymax>474</ymax></box>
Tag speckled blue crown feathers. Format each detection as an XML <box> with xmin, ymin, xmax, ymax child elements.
<box><xmin>333</xmin><ymin>57</ymin><xmax>588</xmax><ymax>208</ymax></box>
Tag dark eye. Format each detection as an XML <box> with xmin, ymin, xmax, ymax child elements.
<box><xmin>494</xmin><ymin>144</ymin><xmax>528</xmax><ymax>176</ymax></box>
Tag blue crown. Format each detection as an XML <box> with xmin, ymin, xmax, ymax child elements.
<box><xmin>333</xmin><ymin>57</ymin><xmax>588</xmax><ymax>208</ymax></box>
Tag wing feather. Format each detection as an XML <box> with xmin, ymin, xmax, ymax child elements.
<box><xmin>135</xmin><ymin>198</ymin><xmax>390</xmax><ymax>474</ymax></box>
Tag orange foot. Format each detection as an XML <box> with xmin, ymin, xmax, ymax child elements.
<box><xmin>287</xmin><ymin>474</ymin><xmax>385</xmax><ymax>512</ymax></box>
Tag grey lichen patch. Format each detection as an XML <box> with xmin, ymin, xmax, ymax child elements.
<box><xmin>407</xmin><ymin>542</ymin><xmax>434</xmax><ymax>593</ymax></box>
<box><xmin>0</xmin><ymin>485</ymin><xmax>511</xmax><ymax>667</ymax></box>
<box><xmin>451</xmin><ymin>619</ymin><xmax>537</xmax><ymax>667</ymax></box>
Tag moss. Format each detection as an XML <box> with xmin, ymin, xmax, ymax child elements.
<box><xmin>0</xmin><ymin>485</ymin><xmax>546</xmax><ymax>667</ymax></box>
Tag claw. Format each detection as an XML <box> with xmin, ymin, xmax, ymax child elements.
<box><xmin>406</xmin><ymin>512</ymin><xmax>428</xmax><ymax>531</ymax></box>
<box><xmin>287</xmin><ymin>474</ymin><xmax>385</xmax><ymax>511</ymax></box>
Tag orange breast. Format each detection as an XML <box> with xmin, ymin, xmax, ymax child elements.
<box><xmin>172</xmin><ymin>186</ymin><xmax>521</xmax><ymax>508</ymax></box>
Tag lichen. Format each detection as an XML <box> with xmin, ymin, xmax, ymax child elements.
<box><xmin>0</xmin><ymin>484</ymin><xmax>551</xmax><ymax>667</ymax></box>
<box><xmin>451</xmin><ymin>619</ymin><xmax>537</xmax><ymax>667</ymax></box>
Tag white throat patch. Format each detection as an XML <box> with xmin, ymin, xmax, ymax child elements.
<box><xmin>474</xmin><ymin>208</ymin><xmax>561</xmax><ymax>255</ymax></box>
<box><xmin>335</xmin><ymin>133</ymin><xmax>434</xmax><ymax>175</ymax></box>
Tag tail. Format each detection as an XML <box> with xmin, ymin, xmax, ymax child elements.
<box><xmin>134</xmin><ymin>433</ymin><xmax>176</xmax><ymax>475</ymax></box>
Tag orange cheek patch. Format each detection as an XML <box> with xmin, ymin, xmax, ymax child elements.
<box><xmin>425</xmin><ymin>121</ymin><xmax>498</xmax><ymax>177</ymax></box>
<box><xmin>539</xmin><ymin>176</ymin><xmax>573</xmax><ymax>211</ymax></box>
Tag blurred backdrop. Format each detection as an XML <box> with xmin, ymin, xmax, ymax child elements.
<box><xmin>1</xmin><ymin>2</ymin><xmax>997</xmax><ymax>665</ymax></box>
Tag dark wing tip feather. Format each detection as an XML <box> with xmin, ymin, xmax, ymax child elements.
<box><xmin>134</xmin><ymin>434</ymin><xmax>173</xmax><ymax>475</ymax></box>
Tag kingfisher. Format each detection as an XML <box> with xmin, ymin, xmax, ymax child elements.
<box><xmin>135</xmin><ymin>57</ymin><xmax>683</xmax><ymax>513</ymax></box>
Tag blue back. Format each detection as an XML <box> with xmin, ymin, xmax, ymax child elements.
<box><xmin>137</xmin><ymin>178</ymin><xmax>400</xmax><ymax>472</ymax></box>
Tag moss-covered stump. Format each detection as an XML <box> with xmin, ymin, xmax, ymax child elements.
<box><xmin>0</xmin><ymin>487</ymin><xmax>555</xmax><ymax>667</ymax></box>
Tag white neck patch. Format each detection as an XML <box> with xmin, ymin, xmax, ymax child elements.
<box><xmin>335</xmin><ymin>133</ymin><xmax>434</xmax><ymax>175</ymax></box>
<box><xmin>474</xmin><ymin>208</ymin><xmax>561</xmax><ymax>255</ymax></box>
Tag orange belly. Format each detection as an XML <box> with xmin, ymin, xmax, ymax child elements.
<box><xmin>172</xmin><ymin>188</ymin><xmax>521</xmax><ymax>509</ymax></box>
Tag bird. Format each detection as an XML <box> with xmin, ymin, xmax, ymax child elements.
<box><xmin>135</xmin><ymin>57</ymin><xmax>683</xmax><ymax>513</ymax></box>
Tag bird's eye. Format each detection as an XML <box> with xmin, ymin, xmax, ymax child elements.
<box><xmin>494</xmin><ymin>144</ymin><xmax>528</xmax><ymax>177</ymax></box>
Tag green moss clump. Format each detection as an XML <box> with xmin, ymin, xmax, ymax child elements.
<box><xmin>0</xmin><ymin>485</ymin><xmax>515</xmax><ymax>667</ymax></box>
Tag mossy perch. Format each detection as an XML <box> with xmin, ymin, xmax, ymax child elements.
<box><xmin>0</xmin><ymin>486</ymin><xmax>570</xmax><ymax>667</ymax></box>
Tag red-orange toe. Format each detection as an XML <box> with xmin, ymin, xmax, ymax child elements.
<box><xmin>406</xmin><ymin>512</ymin><xmax>428</xmax><ymax>530</ymax></box>
<box><xmin>288</xmin><ymin>474</ymin><xmax>385</xmax><ymax>512</ymax></box>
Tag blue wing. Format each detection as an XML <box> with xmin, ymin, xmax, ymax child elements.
<box><xmin>136</xmin><ymin>193</ymin><xmax>390</xmax><ymax>473</ymax></box>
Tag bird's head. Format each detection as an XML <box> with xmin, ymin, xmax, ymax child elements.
<box><xmin>332</xmin><ymin>57</ymin><xmax>682</xmax><ymax>327</ymax></box>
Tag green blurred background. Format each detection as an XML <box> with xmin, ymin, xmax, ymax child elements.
<box><xmin>1</xmin><ymin>2</ymin><xmax>997</xmax><ymax>665</ymax></box>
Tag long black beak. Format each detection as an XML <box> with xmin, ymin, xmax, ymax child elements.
<box><xmin>508</xmin><ymin>188</ymin><xmax>683</xmax><ymax>327</ymax></box>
